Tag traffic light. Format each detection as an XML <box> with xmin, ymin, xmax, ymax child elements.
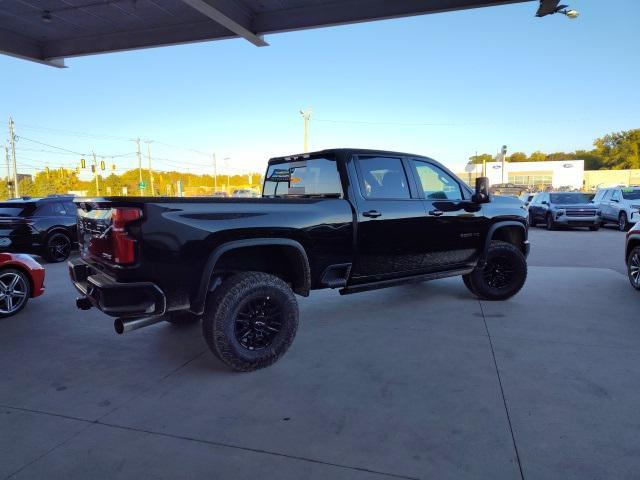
<box><xmin>91</xmin><ymin>165</ymin><xmax>95</xmax><ymax>173</ymax></box>
<box><xmin>80</xmin><ymin>158</ymin><xmax>86</xmax><ymax>169</ymax></box>
<box><xmin>100</xmin><ymin>160</ymin><xmax>105</xmax><ymax>171</ymax></box>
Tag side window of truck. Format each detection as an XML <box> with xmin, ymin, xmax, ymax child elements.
<box><xmin>357</xmin><ymin>156</ymin><xmax>410</xmax><ymax>199</ymax></box>
<box><xmin>411</xmin><ymin>160</ymin><xmax>462</xmax><ymax>200</ymax></box>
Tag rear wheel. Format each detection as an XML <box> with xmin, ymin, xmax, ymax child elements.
<box><xmin>467</xmin><ymin>241</ymin><xmax>527</xmax><ymax>301</ymax></box>
<box><xmin>628</xmin><ymin>247</ymin><xmax>640</xmax><ymax>291</ymax></box>
<box><xmin>619</xmin><ymin>212</ymin><xmax>629</xmax><ymax>232</ymax></box>
<box><xmin>43</xmin><ymin>233</ymin><xmax>71</xmax><ymax>262</ymax></box>
<box><xmin>0</xmin><ymin>268</ymin><xmax>31</xmax><ymax>318</ymax></box>
<box><xmin>202</xmin><ymin>272</ymin><xmax>299</xmax><ymax>372</ymax></box>
<box><xmin>528</xmin><ymin>211</ymin><xmax>536</xmax><ymax>227</ymax></box>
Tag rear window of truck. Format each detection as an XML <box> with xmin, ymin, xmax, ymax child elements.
<box><xmin>263</xmin><ymin>158</ymin><xmax>342</xmax><ymax>197</ymax></box>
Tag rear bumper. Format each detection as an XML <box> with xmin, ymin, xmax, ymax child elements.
<box><xmin>68</xmin><ymin>258</ymin><xmax>166</xmax><ymax>318</ymax></box>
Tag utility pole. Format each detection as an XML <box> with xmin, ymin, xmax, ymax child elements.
<box><xmin>299</xmin><ymin>108</ymin><xmax>312</xmax><ymax>152</ymax></box>
<box><xmin>212</xmin><ymin>153</ymin><xmax>218</xmax><ymax>192</ymax></box>
<box><xmin>8</xmin><ymin>117</ymin><xmax>19</xmax><ymax>197</ymax></box>
<box><xmin>145</xmin><ymin>141</ymin><xmax>154</xmax><ymax>196</ymax></box>
<box><xmin>92</xmin><ymin>150</ymin><xmax>100</xmax><ymax>196</ymax></box>
<box><xmin>134</xmin><ymin>138</ymin><xmax>143</xmax><ymax>196</ymax></box>
<box><xmin>4</xmin><ymin>145</ymin><xmax>11</xmax><ymax>198</ymax></box>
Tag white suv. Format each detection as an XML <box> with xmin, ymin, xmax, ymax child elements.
<box><xmin>593</xmin><ymin>187</ymin><xmax>640</xmax><ymax>231</ymax></box>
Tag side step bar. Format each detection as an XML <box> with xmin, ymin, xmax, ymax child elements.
<box><xmin>339</xmin><ymin>268</ymin><xmax>473</xmax><ymax>295</ymax></box>
<box><xmin>114</xmin><ymin>315</ymin><xmax>167</xmax><ymax>335</ymax></box>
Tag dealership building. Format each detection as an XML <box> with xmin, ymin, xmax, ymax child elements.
<box><xmin>458</xmin><ymin>160</ymin><xmax>585</xmax><ymax>190</ymax></box>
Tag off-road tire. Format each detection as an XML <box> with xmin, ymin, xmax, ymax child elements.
<box><xmin>202</xmin><ymin>272</ymin><xmax>299</xmax><ymax>372</ymax></box>
<box><xmin>467</xmin><ymin>241</ymin><xmax>527</xmax><ymax>301</ymax></box>
<box><xmin>462</xmin><ymin>274</ymin><xmax>477</xmax><ymax>295</ymax></box>
<box><xmin>619</xmin><ymin>212</ymin><xmax>629</xmax><ymax>232</ymax></box>
<box><xmin>165</xmin><ymin>311</ymin><xmax>201</xmax><ymax>326</ymax></box>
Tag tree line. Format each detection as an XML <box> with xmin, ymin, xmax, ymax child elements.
<box><xmin>0</xmin><ymin>168</ymin><xmax>263</xmax><ymax>200</ymax></box>
<box><xmin>469</xmin><ymin>128</ymin><xmax>640</xmax><ymax>170</ymax></box>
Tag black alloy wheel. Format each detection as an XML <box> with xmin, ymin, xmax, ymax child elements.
<box><xmin>235</xmin><ymin>295</ymin><xmax>283</xmax><ymax>351</ymax></box>
<box><xmin>202</xmin><ymin>272</ymin><xmax>299</xmax><ymax>372</ymax></box>
<box><xmin>44</xmin><ymin>233</ymin><xmax>71</xmax><ymax>262</ymax></box>
<box><xmin>482</xmin><ymin>255</ymin><xmax>515</xmax><ymax>289</ymax></box>
<box><xmin>464</xmin><ymin>241</ymin><xmax>527</xmax><ymax>301</ymax></box>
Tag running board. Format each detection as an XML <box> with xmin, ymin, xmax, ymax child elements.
<box><xmin>339</xmin><ymin>268</ymin><xmax>473</xmax><ymax>295</ymax></box>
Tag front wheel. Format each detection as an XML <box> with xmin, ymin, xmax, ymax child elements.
<box><xmin>528</xmin><ymin>212</ymin><xmax>536</xmax><ymax>227</ymax></box>
<box><xmin>589</xmin><ymin>226</ymin><xmax>600</xmax><ymax>232</ymax></box>
<box><xmin>0</xmin><ymin>268</ymin><xmax>31</xmax><ymax>318</ymax></box>
<box><xmin>467</xmin><ymin>241</ymin><xmax>527</xmax><ymax>301</ymax></box>
<box><xmin>619</xmin><ymin>212</ymin><xmax>629</xmax><ymax>232</ymax></box>
<box><xmin>546</xmin><ymin>214</ymin><xmax>556</xmax><ymax>231</ymax></box>
<box><xmin>628</xmin><ymin>247</ymin><xmax>640</xmax><ymax>291</ymax></box>
<box><xmin>202</xmin><ymin>272</ymin><xmax>299</xmax><ymax>372</ymax></box>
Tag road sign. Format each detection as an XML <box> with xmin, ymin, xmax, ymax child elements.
<box><xmin>139</xmin><ymin>181</ymin><xmax>146</xmax><ymax>189</ymax></box>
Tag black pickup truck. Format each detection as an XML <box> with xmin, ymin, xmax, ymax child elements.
<box><xmin>69</xmin><ymin>149</ymin><xmax>530</xmax><ymax>371</ymax></box>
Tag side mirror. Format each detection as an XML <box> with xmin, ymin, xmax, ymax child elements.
<box><xmin>611</xmin><ymin>198</ymin><xmax>619</xmax><ymax>203</ymax></box>
<box><xmin>472</xmin><ymin>177</ymin><xmax>490</xmax><ymax>204</ymax></box>
<box><xmin>541</xmin><ymin>200</ymin><xmax>549</xmax><ymax>205</ymax></box>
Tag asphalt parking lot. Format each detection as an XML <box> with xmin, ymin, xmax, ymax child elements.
<box><xmin>1</xmin><ymin>227</ymin><xmax>638</xmax><ymax>480</ymax></box>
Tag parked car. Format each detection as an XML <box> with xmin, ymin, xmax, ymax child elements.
<box><xmin>212</xmin><ymin>191</ymin><xmax>228</xmax><ymax>198</ymax></box>
<box><xmin>626</xmin><ymin>221</ymin><xmax>640</xmax><ymax>290</ymax></box>
<box><xmin>528</xmin><ymin>192</ymin><xmax>600</xmax><ymax>231</ymax></box>
<box><xmin>0</xmin><ymin>195</ymin><xmax>77</xmax><ymax>262</ymax></box>
<box><xmin>231</xmin><ymin>189</ymin><xmax>258</xmax><ymax>198</ymax></box>
<box><xmin>0</xmin><ymin>252</ymin><xmax>45</xmax><ymax>318</ymax></box>
<box><xmin>519</xmin><ymin>193</ymin><xmax>535</xmax><ymax>207</ymax></box>
<box><xmin>593</xmin><ymin>186</ymin><xmax>640</xmax><ymax>231</ymax></box>
<box><xmin>69</xmin><ymin>148</ymin><xmax>530</xmax><ymax>372</ymax></box>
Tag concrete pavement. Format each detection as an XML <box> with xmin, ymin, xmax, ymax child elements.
<box><xmin>1</xmin><ymin>229</ymin><xmax>639</xmax><ymax>480</ymax></box>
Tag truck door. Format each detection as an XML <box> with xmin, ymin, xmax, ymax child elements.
<box><xmin>348</xmin><ymin>155</ymin><xmax>429</xmax><ymax>283</ymax></box>
<box><xmin>409</xmin><ymin>159</ymin><xmax>486</xmax><ymax>269</ymax></box>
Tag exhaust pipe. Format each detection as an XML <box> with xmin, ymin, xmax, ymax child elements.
<box><xmin>114</xmin><ymin>315</ymin><xmax>165</xmax><ymax>335</ymax></box>
<box><xmin>76</xmin><ymin>296</ymin><xmax>93</xmax><ymax>311</ymax></box>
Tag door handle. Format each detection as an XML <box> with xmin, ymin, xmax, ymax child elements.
<box><xmin>429</xmin><ymin>209</ymin><xmax>444</xmax><ymax>217</ymax></box>
<box><xmin>362</xmin><ymin>210</ymin><xmax>382</xmax><ymax>218</ymax></box>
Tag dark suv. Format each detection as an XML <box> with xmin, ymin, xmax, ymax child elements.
<box><xmin>0</xmin><ymin>196</ymin><xmax>77</xmax><ymax>262</ymax></box>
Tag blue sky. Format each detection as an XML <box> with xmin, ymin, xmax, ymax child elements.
<box><xmin>1</xmin><ymin>0</ymin><xmax>638</xmax><ymax>178</ymax></box>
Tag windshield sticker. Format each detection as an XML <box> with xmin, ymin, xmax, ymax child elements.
<box><xmin>267</xmin><ymin>168</ymin><xmax>291</xmax><ymax>182</ymax></box>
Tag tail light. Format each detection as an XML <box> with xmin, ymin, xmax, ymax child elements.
<box><xmin>111</xmin><ymin>207</ymin><xmax>142</xmax><ymax>265</ymax></box>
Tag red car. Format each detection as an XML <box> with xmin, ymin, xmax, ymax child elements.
<box><xmin>0</xmin><ymin>253</ymin><xmax>45</xmax><ymax>318</ymax></box>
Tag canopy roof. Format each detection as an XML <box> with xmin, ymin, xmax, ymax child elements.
<box><xmin>1</xmin><ymin>0</ymin><xmax>534</xmax><ymax>67</ymax></box>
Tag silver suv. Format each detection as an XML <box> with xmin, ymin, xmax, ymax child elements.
<box><xmin>593</xmin><ymin>187</ymin><xmax>640</xmax><ymax>231</ymax></box>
